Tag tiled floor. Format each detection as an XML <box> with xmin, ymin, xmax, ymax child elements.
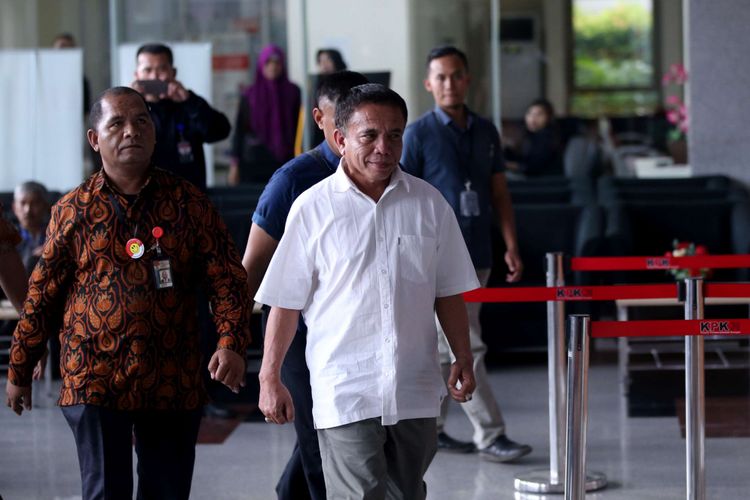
<box><xmin>2</xmin><ymin>363</ymin><xmax>749</xmax><ymax>499</ymax></box>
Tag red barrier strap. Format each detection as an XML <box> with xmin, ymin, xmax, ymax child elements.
<box><xmin>592</xmin><ymin>319</ymin><xmax>750</xmax><ymax>338</ymax></box>
<box><xmin>463</xmin><ymin>283</ymin><xmax>677</xmax><ymax>303</ymax></box>
<box><xmin>571</xmin><ymin>254</ymin><xmax>750</xmax><ymax>271</ymax></box>
<box><xmin>704</xmin><ymin>282</ymin><xmax>750</xmax><ymax>297</ymax></box>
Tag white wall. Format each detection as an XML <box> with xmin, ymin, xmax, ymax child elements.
<box><xmin>286</xmin><ymin>0</ymin><xmax>415</xmax><ymax>120</ymax></box>
<box><xmin>0</xmin><ymin>50</ymin><xmax>83</xmax><ymax>192</ymax></box>
<box><xmin>0</xmin><ymin>1</ymin><xmax>38</xmax><ymax>48</ymax></box>
<box><xmin>543</xmin><ymin>0</ymin><xmax>567</xmax><ymax>115</ymax></box>
<box><xmin>688</xmin><ymin>0</ymin><xmax>750</xmax><ymax>182</ymax></box>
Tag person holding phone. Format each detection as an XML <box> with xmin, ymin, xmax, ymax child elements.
<box><xmin>131</xmin><ymin>43</ymin><xmax>230</xmax><ymax>191</ymax></box>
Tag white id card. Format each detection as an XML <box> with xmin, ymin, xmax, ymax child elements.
<box><xmin>153</xmin><ymin>259</ymin><xmax>174</xmax><ymax>289</ymax></box>
<box><xmin>460</xmin><ymin>181</ymin><xmax>480</xmax><ymax>217</ymax></box>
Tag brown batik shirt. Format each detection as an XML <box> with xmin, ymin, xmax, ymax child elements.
<box><xmin>8</xmin><ymin>168</ymin><xmax>251</xmax><ymax>410</ymax></box>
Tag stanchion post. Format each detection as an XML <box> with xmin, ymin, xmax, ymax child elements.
<box><xmin>514</xmin><ymin>255</ymin><xmax>607</xmax><ymax>495</ymax></box>
<box><xmin>548</xmin><ymin>252</ymin><xmax>568</xmax><ymax>484</ymax></box>
<box><xmin>565</xmin><ymin>315</ymin><xmax>590</xmax><ymax>500</ymax></box>
<box><xmin>514</xmin><ymin>252</ymin><xmax>567</xmax><ymax>493</ymax></box>
<box><xmin>684</xmin><ymin>278</ymin><xmax>705</xmax><ymax>500</ymax></box>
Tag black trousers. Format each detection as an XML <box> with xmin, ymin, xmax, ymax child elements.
<box><xmin>61</xmin><ymin>405</ymin><xmax>203</xmax><ymax>500</ymax></box>
<box><xmin>261</xmin><ymin>309</ymin><xmax>326</xmax><ymax>500</ymax></box>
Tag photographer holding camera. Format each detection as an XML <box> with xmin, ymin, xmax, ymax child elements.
<box><xmin>131</xmin><ymin>43</ymin><xmax>230</xmax><ymax>192</ymax></box>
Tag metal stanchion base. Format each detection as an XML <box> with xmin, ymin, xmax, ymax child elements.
<box><xmin>514</xmin><ymin>469</ymin><xmax>608</xmax><ymax>494</ymax></box>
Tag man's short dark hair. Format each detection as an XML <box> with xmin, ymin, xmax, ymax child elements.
<box><xmin>89</xmin><ymin>87</ymin><xmax>150</xmax><ymax>130</ymax></box>
<box><xmin>426</xmin><ymin>46</ymin><xmax>469</xmax><ymax>72</ymax></box>
<box><xmin>334</xmin><ymin>84</ymin><xmax>408</xmax><ymax>132</ymax></box>
<box><xmin>136</xmin><ymin>43</ymin><xmax>174</xmax><ymax>66</ymax></box>
<box><xmin>315</xmin><ymin>71</ymin><xmax>369</xmax><ymax>107</ymax></box>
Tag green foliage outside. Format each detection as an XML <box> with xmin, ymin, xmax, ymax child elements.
<box><xmin>573</xmin><ymin>0</ymin><xmax>653</xmax><ymax>87</ymax></box>
<box><xmin>571</xmin><ymin>0</ymin><xmax>655</xmax><ymax>116</ymax></box>
<box><xmin>571</xmin><ymin>90</ymin><xmax>658</xmax><ymax>117</ymax></box>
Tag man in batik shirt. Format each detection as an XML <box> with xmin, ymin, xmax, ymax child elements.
<box><xmin>6</xmin><ymin>86</ymin><xmax>251</xmax><ymax>500</ymax></box>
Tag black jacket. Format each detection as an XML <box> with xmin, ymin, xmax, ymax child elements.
<box><xmin>149</xmin><ymin>92</ymin><xmax>231</xmax><ymax>190</ymax></box>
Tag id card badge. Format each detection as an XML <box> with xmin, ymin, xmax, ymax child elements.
<box><xmin>176</xmin><ymin>123</ymin><xmax>194</xmax><ymax>163</ymax></box>
<box><xmin>460</xmin><ymin>181</ymin><xmax>481</xmax><ymax>217</ymax></box>
<box><xmin>153</xmin><ymin>258</ymin><xmax>174</xmax><ymax>289</ymax></box>
<box><xmin>177</xmin><ymin>140</ymin><xmax>194</xmax><ymax>163</ymax></box>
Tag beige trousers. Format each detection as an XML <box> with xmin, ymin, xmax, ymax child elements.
<box><xmin>436</xmin><ymin>268</ymin><xmax>505</xmax><ymax>449</ymax></box>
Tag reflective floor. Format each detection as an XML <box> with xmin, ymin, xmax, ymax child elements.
<box><xmin>1</xmin><ymin>363</ymin><xmax>749</xmax><ymax>499</ymax></box>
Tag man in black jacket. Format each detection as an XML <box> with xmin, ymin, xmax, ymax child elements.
<box><xmin>132</xmin><ymin>43</ymin><xmax>230</xmax><ymax>191</ymax></box>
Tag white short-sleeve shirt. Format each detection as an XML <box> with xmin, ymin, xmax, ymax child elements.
<box><xmin>255</xmin><ymin>164</ymin><xmax>479</xmax><ymax>429</ymax></box>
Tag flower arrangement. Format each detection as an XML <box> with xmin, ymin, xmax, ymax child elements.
<box><xmin>666</xmin><ymin>239</ymin><xmax>711</xmax><ymax>281</ymax></box>
<box><xmin>662</xmin><ymin>63</ymin><xmax>689</xmax><ymax>142</ymax></box>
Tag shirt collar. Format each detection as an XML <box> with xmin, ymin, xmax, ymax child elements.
<box><xmin>332</xmin><ymin>160</ymin><xmax>410</xmax><ymax>195</ymax></box>
<box><xmin>94</xmin><ymin>165</ymin><xmax>157</xmax><ymax>197</ymax></box>
<box><xmin>433</xmin><ymin>105</ymin><xmax>474</xmax><ymax>130</ymax></box>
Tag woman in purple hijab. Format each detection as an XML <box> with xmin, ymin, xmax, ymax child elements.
<box><xmin>230</xmin><ymin>44</ymin><xmax>301</xmax><ymax>184</ymax></box>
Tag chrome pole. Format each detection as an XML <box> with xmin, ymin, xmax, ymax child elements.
<box><xmin>514</xmin><ymin>254</ymin><xmax>607</xmax><ymax>495</ymax></box>
<box><xmin>684</xmin><ymin>277</ymin><xmax>705</xmax><ymax>500</ymax></box>
<box><xmin>565</xmin><ymin>315</ymin><xmax>590</xmax><ymax>500</ymax></box>
<box><xmin>549</xmin><ymin>252</ymin><xmax>568</xmax><ymax>484</ymax></box>
<box><xmin>514</xmin><ymin>252</ymin><xmax>566</xmax><ymax>493</ymax></box>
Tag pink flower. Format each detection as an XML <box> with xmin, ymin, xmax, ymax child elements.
<box><xmin>663</xmin><ymin>62</ymin><xmax>688</xmax><ymax>137</ymax></box>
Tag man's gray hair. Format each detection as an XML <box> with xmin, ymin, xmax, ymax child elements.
<box><xmin>14</xmin><ymin>181</ymin><xmax>49</xmax><ymax>202</ymax></box>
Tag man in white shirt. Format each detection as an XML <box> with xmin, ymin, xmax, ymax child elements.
<box><xmin>255</xmin><ymin>84</ymin><xmax>480</xmax><ymax>499</ymax></box>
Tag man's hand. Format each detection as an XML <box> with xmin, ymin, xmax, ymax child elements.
<box><xmin>166</xmin><ymin>80</ymin><xmax>189</xmax><ymax>103</ymax></box>
<box><xmin>6</xmin><ymin>380</ymin><xmax>32</xmax><ymax>416</ymax></box>
<box><xmin>505</xmin><ymin>248</ymin><xmax>523</xmax><ymax>283</ymax></box>
<box><xmin>208</xmin><ymin>349</ymin><xmax>246</xmax><ymax>394</ymax></box>
<box><xmin>258</xmin><ymin>375</ymin><xmax>294</xmax><ymax>424</ymax></box>
<box><xmin>447</xmin><ymin>355</ymin><xmax>476</xmax><ymax>403</ymax></box>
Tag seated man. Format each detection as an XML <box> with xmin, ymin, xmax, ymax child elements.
<box><xmin>12</xmin><ymin>181</ymin><xmax>51</xmax><ymax>272</ymax></box>
<box><xmin>8</xmin><ymin>181</ymin><xmax>52</xmax><ymax>378</ymax></box>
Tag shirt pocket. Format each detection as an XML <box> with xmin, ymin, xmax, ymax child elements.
<box><xmin>397</xmin><ymin>235</ymin><xmax>436</xmax><ymax>285</ymax></box>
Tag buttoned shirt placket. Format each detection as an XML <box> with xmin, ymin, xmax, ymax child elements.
<box><xmin>374</xmin><ymin>185</ymin><xmax>398</xmax><ymax>421</ymax></box>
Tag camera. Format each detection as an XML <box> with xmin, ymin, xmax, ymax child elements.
<box><xmin>136</xmin><ymin>79</ymin><xmax>168</xmax><ymax>97</ymax></box>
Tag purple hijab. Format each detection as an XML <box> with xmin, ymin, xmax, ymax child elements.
<box><xmin>243</xmin><ymin>44</ymin><xmax>301</xmax><ymax>163</ymax></box>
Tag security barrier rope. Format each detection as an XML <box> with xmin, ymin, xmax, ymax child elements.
<box><xmin>570</xmin><ymin>254</ymin><xmax>750</xmax><ymax>271</ymax></box>
<box><xmin>591</xmin><ymin>318</ymin><xmax>750</xmax><ymax>338</ymax></box>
